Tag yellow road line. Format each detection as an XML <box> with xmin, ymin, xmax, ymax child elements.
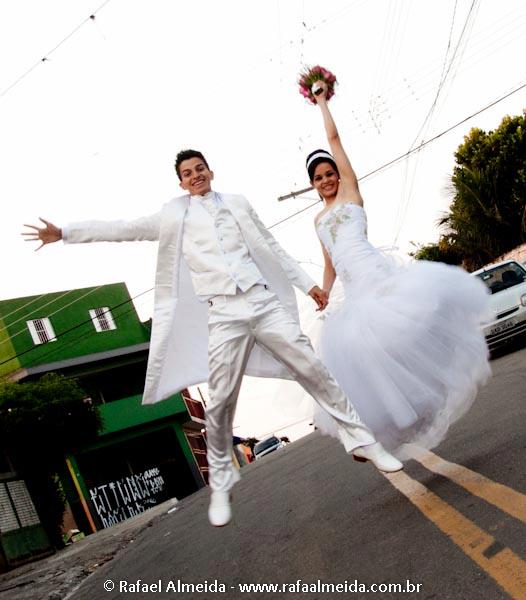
<box><xmin>407</xmin><ymin>447</ymin><xmax>526</xmax><ymax>524</ymax></box>
<box><xmin>384</xmin><ymin>470</ymin><xmax>526</xmax><ymax>600</ymax></box>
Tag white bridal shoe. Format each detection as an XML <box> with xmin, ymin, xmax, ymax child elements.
<box><xmin>208</xmin><ymin>491</ymin><xmax>232</xmax><ymax>527</ymax></box>
<box><xmin>353</xmin><ymin>442</ymin><xmax>403</xmax><ymax>473</ymax></box>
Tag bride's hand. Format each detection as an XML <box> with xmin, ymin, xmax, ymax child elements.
<box><xmin>308</xmin><ymin>285</ymin><xmax>329</xmax><ymax>311</ymax></box>
<box><xmin>312</xmin><ymin>80</ymin><xmax>329</xmax><ymax>102</ymax></box>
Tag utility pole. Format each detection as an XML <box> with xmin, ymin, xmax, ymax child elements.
<box><xmin>277</xmin><ymin>186</ymin><xmax>314</xmax><ymax>202</ymax></box>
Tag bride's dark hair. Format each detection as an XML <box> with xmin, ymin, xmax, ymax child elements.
<box><xmin>306</xmin><ymin>149</ymin><xmax>339</xmax><ymax>181</ymax></box>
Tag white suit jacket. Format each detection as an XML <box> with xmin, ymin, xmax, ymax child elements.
<box><xmin>64</xmin><ymin>193</ymin><xmax>317</xmax><ymax>404</ymax></box>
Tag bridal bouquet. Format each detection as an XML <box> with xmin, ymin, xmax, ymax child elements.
<box><xmin>298</xmin><ymin>65</ymin><xmax>337</xmax><ymax>104</ymax></box>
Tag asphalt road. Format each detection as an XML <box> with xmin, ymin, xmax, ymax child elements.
<box><xmin>70</xmin><ymin>345</ymin><xmax>526</xmax><ymax>600</ymax></box>
<box><xmin>9</xmin><ymin>346</ymin><xmax>524</xmax><ymax>600</ymax></box>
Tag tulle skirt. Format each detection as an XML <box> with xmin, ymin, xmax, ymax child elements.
<box><xmin>312</xmin><ymin>258</ymin><xmax>491</xmax><ymax>458</ymax></box>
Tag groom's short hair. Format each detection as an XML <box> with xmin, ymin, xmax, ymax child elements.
<box><xmin>174</xmin><ymin>149</ymin><xmax>210</xmax><ymax>180</ymax></box>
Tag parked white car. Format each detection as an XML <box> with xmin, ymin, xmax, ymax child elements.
<box><xmin>473</xmin><ymin>259</ymin><xmax>526</xmax><ymax>352</ymax></box>
<box><xmin>253</xmin><ymin>435</ymin><xmax>285</xmax><ymax>460</ymax></box>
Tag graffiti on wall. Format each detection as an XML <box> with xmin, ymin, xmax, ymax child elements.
<box><xmin>89</xmin><ymin>467</ymin><xmax>165</xmax><ymax>528</ymax></box>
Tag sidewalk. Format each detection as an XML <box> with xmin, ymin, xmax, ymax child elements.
<box><xmin>0</xmin><ymin>497</ymin><xmax>180</xmax><ymax>600</ymax></box>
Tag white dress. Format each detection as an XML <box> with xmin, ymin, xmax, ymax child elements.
<box><xmin>314</xmin><ymin>202</ymin><xmax>491</xmax><ymax>458</ymax></box>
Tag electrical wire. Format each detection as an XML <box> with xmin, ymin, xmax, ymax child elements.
<box><xmin>276</xmin><ymin>78</ymin><xmax>526</xmax><ymax>204</ymax></box>
<box><xmin>0</xmin><ymin>0</ymin><xmax>113</xmax><ymax>100</ymax></box>
<box><xmin>247</xmin><ymin>2</ymin><xmax>526</xmax><ymax>190</ymax></box>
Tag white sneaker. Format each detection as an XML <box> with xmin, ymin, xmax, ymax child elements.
<box><xmin>208</xmin><ymin>491</ymin><xmax>232</xmax><ymax>527</ymax></box>
<box><xmin>353</xmin><ymin>442</ymin><xmax>403</xmax><ymax>473</ymax></box>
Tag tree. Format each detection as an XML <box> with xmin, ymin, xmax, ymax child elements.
<box><xmin>410</xmin><ymin>238</ymin><xmax>463</xmax><ymax>265</ymax></box>
<box><xmin>415</xmin><ymin>111</ymin><xmax>526</xmax><ymax>270</ymax></box>
<box><xmin>0</xmin><ymin>373</ymin><xmax>102</xmax><ymax>547</ymax></box>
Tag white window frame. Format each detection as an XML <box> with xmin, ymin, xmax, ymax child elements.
<box><xmin>26</xmin><ymin>318</ymin><xmax>57</xmax><ymax>345</ymax></box>
<box><xmin>89</xmin><ymin>307</ymin><xmax>117</xmax><ymax>333</ymax></box>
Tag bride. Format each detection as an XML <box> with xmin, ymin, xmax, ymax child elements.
<box><xmin>306</xmin><ymin>80</ymin><xmax>491</xmax><ymax>458</ymax></box>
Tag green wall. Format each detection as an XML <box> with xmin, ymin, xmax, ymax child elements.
<box><xmin>0</xmin><ymin>316</ymin><xmax>20</xmax><ymax>378</ymax></box>
<box><xmin>0</xmin><ymin>283</ymin><xmax>150</xmax><ymax>375</ymax></box>
<box><xmin>98</xmin><ymin>393</ymin><xmax>187</xmax><ymax>435</ymax></box>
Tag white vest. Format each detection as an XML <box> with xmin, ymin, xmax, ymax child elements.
<box><xmin>182</xmin><ymin>192</ymin><xmax>263</xmax><ymax>297</ymax></box>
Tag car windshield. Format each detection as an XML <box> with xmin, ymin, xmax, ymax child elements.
<box><xmin>254</xmin><ymin>436</ymin><xmax>280</xmax><ymax>454</ymax></box>
<box><xmin>476</xmin><ymin>262</ymin><xmax>526</xmax><ymax>294</ymax></box>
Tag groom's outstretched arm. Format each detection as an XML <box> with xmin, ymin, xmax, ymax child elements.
<box><xmin>23</xmin><ymin>212</ymin><xmax>162</xmax><ymax>248</ymax></box>
<box><xmin>62</xmin><ymin>212</ymin><xmax>162</xmax><ymax>244</ymax></box>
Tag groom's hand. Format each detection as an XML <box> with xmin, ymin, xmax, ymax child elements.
<box><xmin>308</xmin><ymin>286</ymin><xmax>329</xmax><ymax>311</ymax></box>
<box><xmin>22</xmin><ymin>218</ymin><xmax>62</xmax><ymax>251</ymax></box>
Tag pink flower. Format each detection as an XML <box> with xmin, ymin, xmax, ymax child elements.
<box><xmin>297</xmin><ymin>65</ymin><xmax>337</xmax><ymax>104</ymax></box>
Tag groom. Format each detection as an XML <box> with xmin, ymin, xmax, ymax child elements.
<box><xmin>23</xmin><ymin>149</ymin><xmax>402</xmax><ymax>527</ymax></box>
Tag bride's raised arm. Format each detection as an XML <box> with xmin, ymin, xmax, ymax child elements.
<box><xmin>315</xmin><ymin>81</ymin><xmax>363</xmax><ymax>206</ymax></box>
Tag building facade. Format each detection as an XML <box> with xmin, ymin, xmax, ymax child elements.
<box><xmin>0</xmin><ymin>283</ymin><xmax>207</xmax><ymax>569</ymax></box>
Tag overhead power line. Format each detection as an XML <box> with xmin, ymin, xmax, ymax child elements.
<box><xmin>0</xmin><ymin>0</ymin><xmax>112</xmax><ymax>100</ymax></box>
<box><xmin>276</xmin><ymin>79</ymin><xmax>526</xmax><ymax>204</ymax></box>
<box><xmin>393</xmin><ymin>0</ymin><xmax>479</xmax><ymax>245</ymax></box>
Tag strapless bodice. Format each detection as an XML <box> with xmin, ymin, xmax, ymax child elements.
<box><xmin>316</xmin><ymin>202</ymin><xmax>390</xmax><ymax>288</ymax></box>
<box><xmin>316</xmin><ymin>202</ymin><xmax>367</xmax><ymax>254</ymax></box>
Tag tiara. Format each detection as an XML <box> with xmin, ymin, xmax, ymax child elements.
<box><xmin>306</xmin><ymin>150</ymin><xmax>335</xmax><ymax>170</ymax></box>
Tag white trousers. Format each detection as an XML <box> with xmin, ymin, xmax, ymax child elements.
<box><xmin>205</xmin><ymin>285</ymin><xmax>375</xmax><ymax>491</ymax></box>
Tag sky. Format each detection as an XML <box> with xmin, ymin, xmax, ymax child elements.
<box><xmin>2</xmin><ymin>0</ymin><xmax>526</xmax><ymax>441</ymax></box>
